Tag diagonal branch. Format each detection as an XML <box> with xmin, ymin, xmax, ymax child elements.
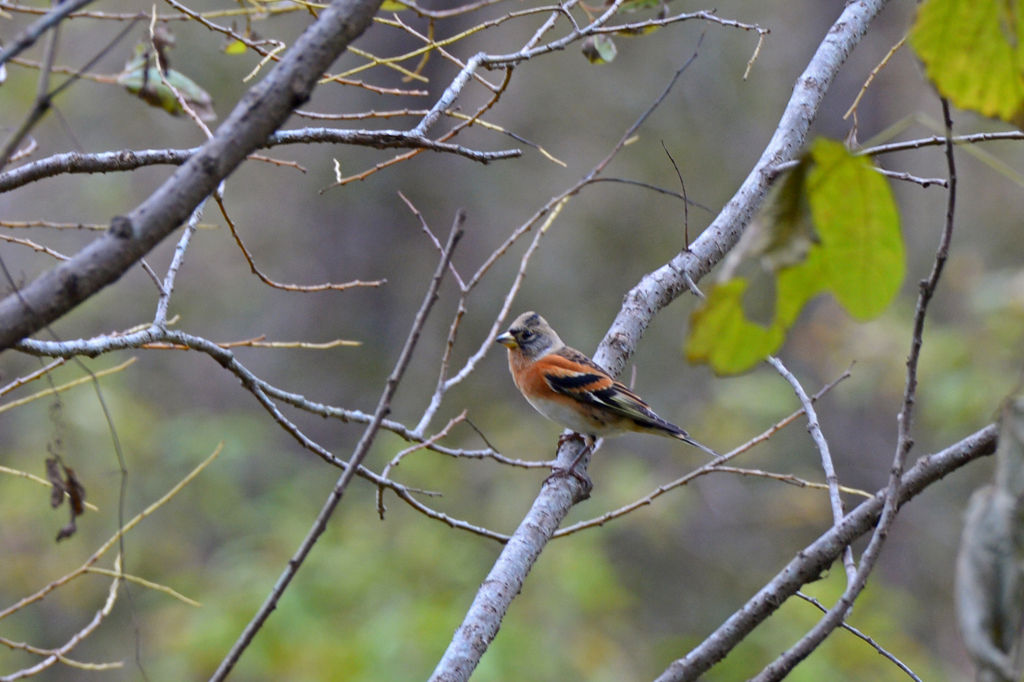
<box><xmin>0</xmin><ymin>0</ymin><xmax>385</xmax><ymax>351</ymax></box>
<box><xmin>768</xmin><ymin>355</ymin><xmax>857</xmax><ymax>585</ymax></box>
<box><xmin>654</xmin><ymin>424</ymin><xmax>997</xmax><ymax>682</ymax></box>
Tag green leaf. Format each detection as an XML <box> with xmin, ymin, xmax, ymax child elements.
<box><xmin>582</xmin><ymin>35</ymin><xmax>617</xmax><ymax>64</ymax></box>
<box><xmin>807</xmin><ymin>138</ymin><xmax>903</xmax><ymax>321</ymax></box>
<box><xmin>911</xmin><ymin>0</ymin><xmax>1024</xmax><ymax>122</ymax></box>
<box><xmin>687</xmin><ymin>140</ymin><xmax>902</xmax><ymax>375</ymax></box>
<box><xmin>687</xmin><ymin>279</ymin><xmax>786</xmax><ymax>375</ymax></box>
<box><xmin>775</xmin><ymin>245</ymin><xmax>826</xmax><ymax>328</ymax></box>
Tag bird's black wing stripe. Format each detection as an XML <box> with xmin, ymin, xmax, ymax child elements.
<box><xmin>547</xmin><ymin>372</ymin><xmax>607</xmax><ymax>393</ymax></box>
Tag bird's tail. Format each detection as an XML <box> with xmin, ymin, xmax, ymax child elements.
<box><xmin>628</xmin><ymin>406</ymin><xmax>720</xmax><ymax>458</ymax></box>
<box><xmin>676</xmin><ymin>433</ymin><xmax>720</xmax><ymax>459</ymax></box>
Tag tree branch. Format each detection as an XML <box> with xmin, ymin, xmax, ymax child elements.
<box><xmin>653</xmin><ymin>424</ymin><xmax>997</xmax><ymax>682</ymax></box>
<box><xmin>0</xmin><ymin>0</ymin><xmax>385</xmax><ymax>351</ymax></box>
<box><xmin>427</xmin><ymin>3</ymin><xmax>890</xmax><ymax>681</ymax></box>
<box><xmin>209</xmin><ymin>212</ymin><xmax>464</xmax><ymax>681</ymax></box>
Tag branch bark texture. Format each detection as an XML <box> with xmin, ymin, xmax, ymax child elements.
<box><xmin>0</xmin><ymin>0</ymin><xmax>383</xmax><ymax>350</ymax></box>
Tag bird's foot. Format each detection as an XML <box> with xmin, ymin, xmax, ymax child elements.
<box><xmin>544</xmin><ymin>466</ymin><xmax>593</xmax><ymax>499</ymax></box>
<box><xmin>545</xmin><ymin>434</ymin><xmax>594</xmax><ymax>499</ymax></box>
<box><xmin>557</xmin><ymin>432</ymin><xmax>587</xmax><ymax>449</ymax></box>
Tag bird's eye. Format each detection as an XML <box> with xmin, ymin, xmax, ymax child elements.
<box><xmin>520</xmin><ymin>330</ymin><xmax>534</xmax><ymax>341</ymax></box>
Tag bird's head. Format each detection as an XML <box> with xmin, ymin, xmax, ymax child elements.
<box><xmin>495</xmin><ymin>311</ymin><xmax>564</xmax><ymax>360</ymax></box>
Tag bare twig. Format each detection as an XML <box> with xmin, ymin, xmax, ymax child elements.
<box><xmin>844</xmin><ymin>34</ymin><xmax>906</xmax><ymax>120</ymax></box>
<box><xmin>0</xmin><ymin>358</ymin><xmax>136</xmax><ymax>414</ymax></box>
<box><xmin>0</xmin><ymin>357</ymin><xmax>65</xmax><ymax>395</ymax></box>
<box><xmin>709</xmin><ymin>467</ymin><xmax>871</xmax><ymax>498</ymax></box>
<box><xmin>796</xmin><ymin>592</ymin><xmax>924</xmax><ymax>682</ymax></box>
<box><xmin>0</xmin><ymin>233</ymin><xmax>68</xmax><ymax>260</ymax></box>
<box><xmin>0</xmin><ymin>463</ymin><xmax>100</xmax><ymax>511</ymax></box>
<box><xmin>154</xmin><ymin>198</ymin><xmax>206</xmax><ymax>327</ymax></box>
<box><xmin>768</xmin><ymin>356</ymin><xmax>857</xmax><ymax>585</ymax></box>
<box><xmin>209</xmin><ymin>211</ymin><xmax>464</xmax><ymax>681</ymax></box>
<box><xmin>876</xmin><ymin>167</ymin><xmax>947</xmax><ymax>188</ymax></box>
<box><xmin>216</xmin><ymin>190</ymin><xmax>386</xmax><ymax>292</ymax></box>
<box><xmin>377</xmin><ymin>410</ymin><xmax>467</xmax><ymax>517</ymax></box>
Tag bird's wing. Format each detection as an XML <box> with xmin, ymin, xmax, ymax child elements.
<box><xmin>542</xmin><ymin>348</ymin><xmax>659</xmax><ymax>421</ymax></box>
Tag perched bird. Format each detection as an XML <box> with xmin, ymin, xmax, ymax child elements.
<box><xmin>496</xmin><ymin>311</ymin><xmax>717</xmax><ymax>457</ymax></box>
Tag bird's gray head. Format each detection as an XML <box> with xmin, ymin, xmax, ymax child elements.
<box><xmin>495</xmin><ymin>311</ymin><xmax>564</xmax><ymax>359</ymax></box>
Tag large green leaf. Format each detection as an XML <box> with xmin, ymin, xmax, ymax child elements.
<box><xmin>807</xmin><ymin>139</ymin><xmax>903</xmax><ymax>321</ymax></box>
<box><xmin>688</xmin><ymin>139</ymin><xmax>904</xmax><ymax>375</ymax></box>
<box><xmin>911</xmin><ymin>0</ymin><xmax>1024</xmax><ymax>122</ymax></box>
<box><xmin>686</xmin><ymin>279</ymin><xmax>786</xmax><ymax>375</ymax></box>
<box><xmin>775</xmin><ymin>245</ymin><xmax>826</xmax><ymax>328</ymax></box>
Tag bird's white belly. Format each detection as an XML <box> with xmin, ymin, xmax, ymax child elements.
<box><xmin>525</xmin><ymin>395</ymin><xmax>621</xmax><ymax>437</ymax></box>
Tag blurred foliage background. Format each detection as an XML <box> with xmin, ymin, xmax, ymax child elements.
<box><xmin>2</xmin><ymin>0</ymin><xmax>1023</xmax><ymax>679</ymax></box>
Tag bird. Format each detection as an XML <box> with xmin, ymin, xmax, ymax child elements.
<box><xmin>495</xmin><ymin>311</ymin><xmax>718</xmax><ymax>458</ymax></box>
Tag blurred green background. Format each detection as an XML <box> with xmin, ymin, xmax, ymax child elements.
<box><xmin>2</xmin><ymin>0</ymin><xmax>1023</xmax><ymax>679</ymax></box>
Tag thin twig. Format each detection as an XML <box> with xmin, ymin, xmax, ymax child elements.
<box><xmin>0</xmin><ymin>463</ymin><xmax>99</xmax><ymax>511</ymax></box>
<box><xmin>209</xmin><ymin>211</ymin><xmax>464</xmax><ymax>681</ymax></box>
<box><xmin>216</xmin><ymin>189</ymin><xmax>386</xmax><ymax>292</ymax></box>
<box><xmin>768</xmin><ymin>355</ymin><xmax>856</xmax><ymax>585</ymax></box>
<box><xmin>154</xmin><ymin>198</ymin><xmax>206</xmax><ymax>327</ymax></box>
<box><xmin>138</xmin><ymin>258</ymin><xmax>166</xmax><ymax>294</ymax></box>
<box><xmin>0</xmin><ymin>233</ymin><xmax>68</xmax><ymax>260</ymax></box>
<box><xmin>796</xmin><ymin>592</ymin><xmax>924</xmax><ymax>682</ymax></box>
<box><xmin>0</xmin><ymin>358</ymin><xmax>136</xmax><ymax>414</ymax></box>
<box><xmin>876</xmin><ymin>167</ymin><xmax>947</xmax><ymax>188</ymax></box>
<box><xmin>0</xmin><ymin>357</ymin><xmax>65</xmax><ymax>395</ymax></box>
<box><xmin>378</xmin><ymin>410</ymin><xmax>467</xmax><ymax>517</ymax></box>
<box><xmin>844</xmin><ymin>34</ymin><xmax>906</xmax><ymax>120</ymax></box>
<box><xmin>710</xmin><ymin>466</ymin><xmax>871</xmax><ymax>498</ymax></box>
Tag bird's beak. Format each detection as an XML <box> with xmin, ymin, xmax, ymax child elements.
<box><xmin>495</xmin><ymin>331</ymin><xmax>517</xmax><ymax>349</ymax></box>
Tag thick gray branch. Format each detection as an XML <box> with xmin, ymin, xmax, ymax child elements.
<box><xmin>654</xmin><ymin>424</ymin><xmax>998</xmax><ymax>682</ymax></box>
<box><xmin>0</xmin><ymin>0</ymin><xmax>384</xmax><ymax>351</ymax></box>
<box><xmin>592</xmin><ymin>0</ymin><xmax>890</xmax><ymax>374</ymax></box>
